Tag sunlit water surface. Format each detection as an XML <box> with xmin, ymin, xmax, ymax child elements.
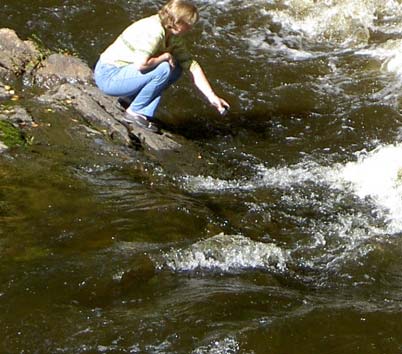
<box><xmin>2</xmin><ymin>0</ymin><xmax>402</xmax><ymax>353</ymax></box>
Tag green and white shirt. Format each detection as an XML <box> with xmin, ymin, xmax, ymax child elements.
<box><xmin>100</xmin><ymin>14</ymin><xmax>199</xmax><ymax>72</ymax></box>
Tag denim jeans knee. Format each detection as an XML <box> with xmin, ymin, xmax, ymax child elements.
<box><xmin>154</xmin><ymin>61</ymin><xmax>173</xmax><ymax>83</ymax></box>
<box><xmin>94</xmin><ymin>59</ymin><xmax>182</xmax><ymax>118</ymax></box>
<box><xmin>94</xmin><ymin>61</ymin><xmax>120</xmax><ymax>94</ymax></box>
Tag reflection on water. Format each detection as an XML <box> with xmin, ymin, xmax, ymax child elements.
<box><xmin>2</xmin><ymin>0</ymin><xmax>402</xmax><ymax>352</ymax></box>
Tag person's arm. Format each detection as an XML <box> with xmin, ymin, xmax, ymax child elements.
<box><xmin>121</xmin><ymin>16</ymin><xmax>175</xmax><ymax>73</ymax></box>
<box><xmin>189</xmin><ymin>63</ymin><xmax>230</xmax><ymax>114</ymax></box>
<box><xmin>137</xmin><ymin>52</ymin><xmax>175</xmax><ymax>72</ymax></box>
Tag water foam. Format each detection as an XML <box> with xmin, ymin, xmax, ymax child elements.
<box><xmin>354</xmin><ymin>39</ymin><xmax>402</xmax><ymax>106</ymax></box>
<box><xmin>336</xmin><ymin>144</ymin><xmax>402</xmax><ymax>234</ymax></box>
<box><xmin>266</xmin><ymin>0</ymin><xmax>377</xmax><ymax>47</ymax></box>
<box><xmin>180</xmin><ymin>142</ymin><xmax>402</xmax><ymax>276</ymax></box>
<box><xmin>184</xmin><ymin>145</ymin><xmax>402</xmax><ymax>236</ymax></box>
<box><xmin>159</xmin><ymin>233</ymin><xmax>289</xmax><ymax>272</ymax></box>
<box><xmin>182</xmin><ymin>162</ymin><xmax>326</xmax><ymax>193</ymax></box>
<box><xmin>256</xmin><ymin>0</ymin><xmax>402</xmax><ymax>49</ymax></box>
<box><xmin>192</xmin><ymin>336</ymin><xmax>240</xmax><ymax>354</ymax></box>
<box><xmin>356</xmin><ymin>39</ymin><xmax>402</xmax><ymax>77</ymax></box>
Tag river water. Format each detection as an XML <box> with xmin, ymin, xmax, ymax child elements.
<box><xmin>2</xmin><ymin>0</ymin><xmax>402</xmax><ymax>353</ymax></box>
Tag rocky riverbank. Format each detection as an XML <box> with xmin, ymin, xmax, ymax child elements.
<box><xmin>0</xmin><ymin>28</ymin><xmax>186</xmax><ymax>155</ymax></box>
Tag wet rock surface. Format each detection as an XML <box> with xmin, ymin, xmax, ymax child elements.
<box><xmin>37</xmin><ymin>83</ymin><xmax>184</xmax><ymax>151</ymax></box>
<box><xmin>33</xmin><ymin>53</ymin><xmax>94</xmax><ymax>88</ymax></box>
<box><xmin>0</xmin><ymin>28</ymin><xmax>185</xmax><ymax>154</ymax></box>
<box><xmin>0</xmin><ymin>140</ymin><xmax>7</xmax><ymax>152</ymax></box>
<box><xmin>0</xmin><ymin>28</ymin><xmax>39</xmax><ymax>79</ymax></box>
<box><xmin>0</xmin><ymin>106</ymin><xmax>33</xmax><ymax>127</ymax></box>
<box><xmin>0</xmin><ymin>83</ymin><xmax>13</xmax><ymax>100</ymax></box>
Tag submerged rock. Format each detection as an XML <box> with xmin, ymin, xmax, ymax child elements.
<box><xmin>120</xmin><ymin>255</ymin><xmax>156</xmax><ymax>291</ymax></box>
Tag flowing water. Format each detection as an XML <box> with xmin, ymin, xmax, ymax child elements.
<box><xmin>2</xmin><ymin>0</ymin><xmax>402</xmax><ymax>353</ymax></box>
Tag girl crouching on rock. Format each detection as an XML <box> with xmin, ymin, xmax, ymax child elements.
<box><xmin>94</xmin><ymin>0</ymin><xmax>230</xmax><ymax>132</ymax></box>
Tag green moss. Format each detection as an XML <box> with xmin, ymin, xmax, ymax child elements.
<box><xmin>0</xmin><ymin>120</ymin><xmax>25</xmax><ymax>147</ymax></box>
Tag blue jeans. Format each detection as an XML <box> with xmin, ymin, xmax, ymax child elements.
<box><xmin>94</xmin><ymin>60</ymin><xmax>182</xmax><ymax>118</ymax></box>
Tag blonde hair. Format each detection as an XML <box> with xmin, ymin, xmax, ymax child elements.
<box><xmin>159</xmin><ymin>0</ymin><xmax>199</xmax><ymax>30</ymax></box>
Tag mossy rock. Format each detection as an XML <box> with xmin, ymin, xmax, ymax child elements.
<box><xmin>0</xmin><ymin>120</ymin><xmax>25</xmax><ymax>148</ymax></box>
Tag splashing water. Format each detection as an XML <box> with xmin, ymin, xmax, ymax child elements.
<box><xmin>182</xmin><ymin>162</ymin><xmax>326</xmax><ymax>192</ymax></box>
<box><xmin>184</xmin><ymin>141</ymin><xmax>402</xmax><ymax>236</ymax></box>
<box><xmin>157</xmin><ymin>233</ymin><xmax>289</xmax><ymax>273</ymax></box>
<box><xmin>337</xmin><ymin>144</ymin><xmax>402</xmax><ymax>234</ymax></box>
<box><xmin>181</xmin><ymin>142</ymin><xmax>402</xmax><ymax>275</ymax></box>
<box><xmin>265</xmin><ymin>0</ymin><xmax>402</xmax><ymax>47</ymax></box>
<box><xmin>382</xmin><ymin>40</ymin><xmax>402</xmax><ymax>78</ymax></box>
<box><xmin>192</xmin><ymin>336</ymin><xmax>240</xmax><ymax>354</ymax></box>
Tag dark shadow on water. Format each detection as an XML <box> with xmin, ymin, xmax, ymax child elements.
<box><xmin>160</xmin><ymin>112</ymin><xmax>278</xmax><ymax>141</ymax></box>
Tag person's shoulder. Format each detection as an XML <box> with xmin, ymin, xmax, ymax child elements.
<box><xmin>136</xmin><ymin>15</ymin><xmax>162</xmax><ymax>29</ymax></box>
<box><xmin>128</xmin><ymin>14</ymin><xmax>164</xmax><ymax>36</ymax></box>
<box><xmin>143</xmin><ymin>14</ymin><xmax>162</xmax><ymax>24</ymax></box>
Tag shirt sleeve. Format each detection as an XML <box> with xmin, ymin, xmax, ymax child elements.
<box><xmin>170</xmin><ymin>36</ymin><xmax>200</xmax><ymax>72</ymax></box>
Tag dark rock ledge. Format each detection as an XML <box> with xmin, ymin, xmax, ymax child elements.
<box><xmin>0</xmin><ymin>28</ymin><xmax>184</xmax><ymax>153</ymax></box>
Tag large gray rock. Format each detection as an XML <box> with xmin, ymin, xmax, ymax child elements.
<box><xmin>124</xmin><ymin>120</ymin><xmax>183</xmax><ymax>152</ymax></box>
<box><xmin>0</xmin><ymin>28</ymin><xmax>39</xmax><ymax>78</ymax></box>
<box><xmin>38</xmin><ymin>83</ymin><xmax>132</xmax><ymax>146</ymax></box>
<box><xmin>33</xmin><ymin>53</ymin><xmax>94</xmax><ymax>88</ymax></box>
<box><xmin>38</xmin><ymin>83</ymin><xmax>183</xmax><ymax>151</ymax></box>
